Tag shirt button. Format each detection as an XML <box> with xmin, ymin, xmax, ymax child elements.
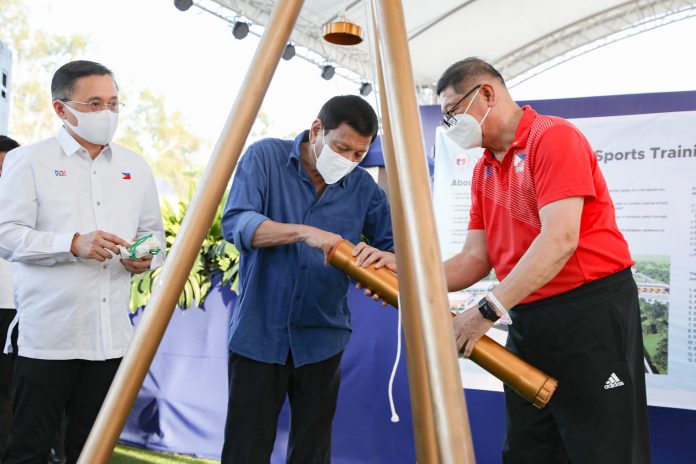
<box><xmin>295</xmin><ymin>294</ymin><xmax>301</xmax><ymax>300</ymax></box>
<box><xmin>103</xmin><ymin>264</ymin><xmax>107</xmax><ymax>269</ymax></box>
<box><xmin>96</xmin><ymin>201</ymin><xmax>101</xmax><ymax>206</ymax></box>
<box><xmin>102</xmin><ymin>298</ymin><xmax>107</xmax><ymax>302</ymax></box>
<box><xmin>93</xmin><ymin>170</ymin><xmax>97</xmax><ymax>175</ymax></box>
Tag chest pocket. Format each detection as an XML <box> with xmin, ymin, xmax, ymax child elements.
<box><xmin>314</xmin><ymin>215</ymin><xmax>361</xmax><ymax>243</ymax></box>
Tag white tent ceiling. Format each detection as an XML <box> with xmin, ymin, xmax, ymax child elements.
<box><xmin>203</xmin><ymin>0</ymin><xmax>696</xmax><ymax>91</ymax></box>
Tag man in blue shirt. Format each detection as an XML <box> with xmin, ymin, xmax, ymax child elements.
<box><xmin>221</xmin><ymin>95</ymin><xmax>395</xmax><ymax>464</ymax></box>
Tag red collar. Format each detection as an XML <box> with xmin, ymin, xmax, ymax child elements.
<box><xmin>483</xmin><ymin>105</ymin><xmax>536</xmax><ymax>164</ymax></box>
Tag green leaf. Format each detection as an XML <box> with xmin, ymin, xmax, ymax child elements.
<box><xmin>130</xmin><ymin>180</ymin><xmax>240</xmax><ymax>312</ymax></box>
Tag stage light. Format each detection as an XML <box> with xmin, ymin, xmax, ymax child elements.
<box><xmin>282</xmin><ymin>43</ymin><xmax>295</xmax><ymax>61</ymax></box>
<box><xmin>173</xmin><ymin>0</ymin><xmax>193</xmax><ymax>11</ymax></box>
<box><xmin>321</xmin><ymin>64</ymin><xmax>335</xmax><ymax>81</ymax></box>
<box><xmin>232</xmin><ymin>21</ymin><xmax>250</xmax><ymax>40</ymax></box>
<box><xmin>359</xmin><ymin>81</ymin><xmax>373</xmax><ymax>97</ymax></box>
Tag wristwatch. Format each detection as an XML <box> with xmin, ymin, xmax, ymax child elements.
<box><xmin>478</xmin><ymin>297</ymin><xmax>500</xmax><ymax>322</ymax></box>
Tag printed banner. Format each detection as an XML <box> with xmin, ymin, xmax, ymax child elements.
<box><xmin>433</xmin><ymin>111</ymin><xmax>696</xmax><ymax>410</ymax></box>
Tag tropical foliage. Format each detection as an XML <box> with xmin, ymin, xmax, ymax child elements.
<box><xmin>129</xmin><ymin>187</ymin><xmax>239</xmax><ymax>312</ymax></box>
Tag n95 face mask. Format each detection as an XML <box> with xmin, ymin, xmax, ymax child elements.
<box><xmin>444</xmin><ymin>88</ymin><xmax>491</xmax><ymax>151</ymax></box>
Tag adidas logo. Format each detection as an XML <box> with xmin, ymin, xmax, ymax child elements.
<box><xmin>604</xmin><ymin>372</ymin><xmax>625</xmax><ymax>390</ymax></box>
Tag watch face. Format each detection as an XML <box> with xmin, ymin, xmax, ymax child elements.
<box><xmin>478</xmin><ymin>299</ymin><xmax>500</xmax><ymax>322</ymax></box>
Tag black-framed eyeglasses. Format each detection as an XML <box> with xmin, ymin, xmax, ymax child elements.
<box><xmin>441</xmin><ymin>84</ymin><xmax>481</xmax><ymax>128</ymax></box>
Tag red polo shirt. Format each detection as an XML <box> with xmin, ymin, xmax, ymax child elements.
<box><xmin>468</xmin><ymin>106</ymin><xmax>633</xmax><ymax>303</ymax></box>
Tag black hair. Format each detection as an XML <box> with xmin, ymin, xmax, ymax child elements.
<box><xmin>51</xmin><ymin>60</ymin><xmax>115</xmax><ymax>101</ymax></box>
<box><xmin>436</xmin><ymin>57</ymin><xmax>505</xmax><ymax>95</ymax></box>
<box><xmin>0</xmin><ymin>135</ymin><xmax>19</xmax><ymax>152</ymax></box>
<box><xmin>317</xmin><ymin>95</ymin><xmax>379</xmax><ymax>142</ymax></box>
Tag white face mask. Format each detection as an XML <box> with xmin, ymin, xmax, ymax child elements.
<box><xmin>313</xmin><ymin>130</ymin><xmax>359</xmax><ymax>184</ymax></box>
<box><xmin>60</xmin><ymin>102</ymin><xmax>119</xmax><ymax>145</ymax></box>
<box><xmin>444</xmin><ymin>87</ymin><xmax>491</xmax><ymax>150</ymax></box>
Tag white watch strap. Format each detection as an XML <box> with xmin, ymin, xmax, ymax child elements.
<box><xmin>486</xmin><ymin>292</ymin><xmax>512</xmax><ymax>325</ymax></box>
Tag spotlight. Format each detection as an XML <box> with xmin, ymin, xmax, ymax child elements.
<box><xmin>321</xmin><ymin>64</ymin><xmax>335</xmax><ymax>81</ymax></box>
<box><xmin>232</xmin><ymin>21</ymin><xmax>250</xmax><ymax>40</ymax></box>
<box><xmin>282</xmin><ymin>43</ymin><xmax>295</xmax><ymax>61</ymax></box>
<box><xmin>359</xmin><ymin>81</ymin><xmax>373</xmax><ymax>97</ymax></box>
<box><xmin>173</xmin><ymin>0</ymin><xmax>193</xmax><ymax>11</ymax></box>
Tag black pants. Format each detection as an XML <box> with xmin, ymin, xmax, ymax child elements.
<box><xmin>503</xmin><ymin>268</ymin><xmax>651</xmax><ymax>464</ymax></box>
<box><xmin>222</xmin><ymin>351</ymin><xmax>343</xmax><ymax>464</ymax></box>
<box><xmin>1</xmin><ymin>356</ymin><xmax>121</xmax><ymax>464</ymax></box>
<box><xmin>0</xmin><ymin>309</ymin><xmax>16</xmax><ymax>456</ymax></box>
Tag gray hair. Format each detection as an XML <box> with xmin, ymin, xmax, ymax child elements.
<box><xmin>436</xmin><ymin>57</ymin><xmax>505</xmax><ymax>95</ymax></box>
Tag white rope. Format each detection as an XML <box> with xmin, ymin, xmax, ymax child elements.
<box><xmin>387</xmin><ymin>305</ymin><xmax>401</xmax><ymax>423</ymax></box>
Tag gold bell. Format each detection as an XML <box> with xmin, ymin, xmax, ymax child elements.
<box><xmin>322</xmin><ymin>20</ymin><xmax>363</xmax><ymax>45</ymax></box>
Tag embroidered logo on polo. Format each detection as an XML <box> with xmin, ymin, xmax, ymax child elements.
<box><xmin>122</xmin><ymin>172</ymin><xmax>132</xmax><ymax>180</ymax></box>
<box><xmin>604</xmin><ymin>372</ymin><xmax>624</xmax><ymax>389</ymax></box>
<box><xmin>514</xmin><ymin>153</ymin><xmax>526</xmax><ymax>173</ymax></box>
<box><xmin>54</xmin><ymin>170</ymin><xmax>67</xmax><ymax>177</ymax></box>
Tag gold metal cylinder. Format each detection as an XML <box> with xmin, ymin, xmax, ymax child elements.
<box><xmin>77</xmin><ymin>1</ymin><xmax>305</xmax><ymax>462</ymax></box>
<box><xmin>328</xmin><ymin>240</ymin><xmax>558</xmax><ymax>409</ymax></box>
<box><xmin>322</xmin><ymin>21</ymin><xmax>363</xmax><ymax>45</ymax></box>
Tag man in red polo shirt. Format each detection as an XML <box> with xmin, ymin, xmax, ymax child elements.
<box><xmin>437</xmin><ymin>58</ymin><xmax>651</xmax><ymax>463</ymax></box>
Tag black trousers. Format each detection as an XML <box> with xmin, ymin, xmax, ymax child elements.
<box><xmin>221</xmin><ymin>351</ymin><xmax>343</xmax><ymax>464</ymax></box>
<box><xmin>503</xmin><ymin>268</ymin><xmax>651</xmax><ymax>464</ymax></box>
<box><xmin>1</xmin><ymin>356</ymin><xmax>121</xmax><ymax>464</ymax></box>
<box><xmin>0</xmin><ymin>309</ymin><xmax>17</xmax><ymax>456</ymax></box>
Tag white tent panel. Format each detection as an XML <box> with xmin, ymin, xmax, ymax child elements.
<box><xmin>207</xmin><ymin>0</ymin><xmax>696</xmax><ymax>87</ymax></box>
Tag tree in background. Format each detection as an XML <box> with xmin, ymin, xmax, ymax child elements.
<box><xmin>117</xmin><ymin>89</ymin><xmax>204</xmax><ymax>195</ymax></box>
<box><xmin>0</xmin><ymin>0</ymin><xmax>88</xmax><ymax>143</ymax></box>
<box><xmin>0</xmin><ymin>0</ymin><xmax>205</xmax><ymax>197</ymax></box>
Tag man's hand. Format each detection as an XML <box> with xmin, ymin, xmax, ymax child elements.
<box><xmin>120</xmin><ymin>254</ymin><xmax>153</xmax><ymax>274</ymax></box>
<box><xmin>352</xmin><ymin>243</ymin><xmax>396</xmax><ymax>305</ymax></box>
<box><xmin>302</xmin><ymin>227</ymin><xmax>342</xmax><ymax>265</ymax></box>
<box><xmin>351</xmin><ymin>242</ymin><xmax>396</xmax><ymax>271</ymax></box>
<box><xmin>70</xmin><ymin>230</ymin><xmax>129</xmax><ymax>262</ymax></box>
<box><xmin>453</xmin><ymin>303</ymin><xmax>495</xmax><ymax>357</ymax></box>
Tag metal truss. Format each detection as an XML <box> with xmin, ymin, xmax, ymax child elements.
<box><xmin>499</xmin><ymin>0</ymin><xmax>696</xmax><ymax>87</ymax></box>
<box><xmin>198</xmin><ymin>0</ymin><xmax>373</xmax><ymax>84</ymax></box>
<box><xmin>199</xmin><ymin>0</ymin><xmax>696</xmax><ymax>95</ymax></box>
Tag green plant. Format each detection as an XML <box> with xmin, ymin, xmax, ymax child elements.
<box><xmin>129</xmin><ymin>186</ymin><xmax>239</xmax><ymax>312</ymax></box>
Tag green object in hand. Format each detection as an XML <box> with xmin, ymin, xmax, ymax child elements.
<box><xmin>128</xmin><ymin>233</ymin><xmax>162</xmax><ymax>260</ymax></box>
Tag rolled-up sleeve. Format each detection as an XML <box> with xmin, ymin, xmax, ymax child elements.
<box><xmin>222</xmin><ymin>144</ymin><xmax>269</xmax><ymax>254</ymax></box>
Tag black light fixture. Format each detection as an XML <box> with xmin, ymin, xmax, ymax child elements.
<box><xmin>173</xmin><ymin>0</ymin><xmax>193</xmax><ymax>11</ymax></box>
<box><xmin>282</xmin><ymin>43</ymin><xmax>295</xmax><ymax>61</ymax></box>
<box><xmin>232</xmin><ymin>21</ymin><xmax>250</xmax><ymax>40</ymax></box>
<box><xmin>321</xmin><ymin>64</ymin><xmax>335</xmax><ymax>80</ymax></box>
<box><xmin>359</xmin><ymin>81</ymin><xmax>373</xmax><ymax>97</ymax></box>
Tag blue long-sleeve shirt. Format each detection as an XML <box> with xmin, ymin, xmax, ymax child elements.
<box><xmin>222</xmin><ymin>131</ymin><xmax>394</xmax><ymax>366</ymax></box>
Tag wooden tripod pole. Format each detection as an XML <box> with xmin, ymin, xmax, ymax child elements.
<box><xmin>371</xmin><ymin>0</ymin><xmax>476</xmax><ymax>462</ymax></box>
<box><xmin>77</xmin><ymin>1</ymin><xmax>305</xmax><ymax>462</ymax></box>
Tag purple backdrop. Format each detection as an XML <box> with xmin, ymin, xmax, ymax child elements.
<box><xmin>120</xmin><ymin>91</ymin><xmax>696</xmax><ymax>462</ymax></box>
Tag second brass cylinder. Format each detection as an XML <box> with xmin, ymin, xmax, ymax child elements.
<box><xmin>328</xmin><ymin>240</ymin><xmax>558</xmax><ymax>409</ymax></box>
